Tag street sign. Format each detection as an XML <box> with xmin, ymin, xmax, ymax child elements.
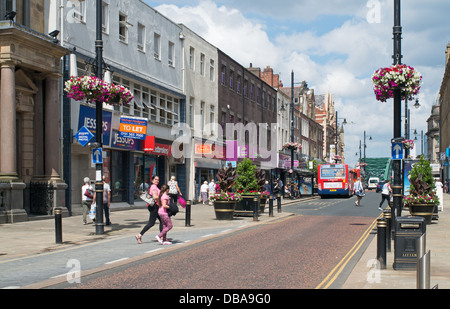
<box><xmin>92</xmin><ymin>148</ymin><xmax>103</xmax><ymax>164</ymax></box>
<box><xmin>74</xmin><ymin>126</ymin><xmax>94</xmax><ymax>147</ymax></box>
<box><xmin>392</xmin><ymin>142</ymin><xmax>403</xmax><ymax>160</ymax></box>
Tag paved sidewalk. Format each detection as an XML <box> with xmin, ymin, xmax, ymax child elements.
<box><xmin>342</xmin><ymin>194</ymin><xmax>450</xmax><ymax>289</ymax></box>
<box><xmin>0</xmin><ymin>198</ymin><xmax>300</xmax><ymax>261</ymax></box>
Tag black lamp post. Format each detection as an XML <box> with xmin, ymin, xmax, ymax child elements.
<box><xmin>392</xmin><ymin>0</ymin><xmax>403</xmax><ymax>219</ymax></box>
<box><xmin>94</xmin><ymin>0</ymin><xmax>104</xmax><ymax>235</ymax></box>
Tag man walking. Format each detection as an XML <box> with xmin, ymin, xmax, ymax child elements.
<box><xmin>379</xmin><ymin>180</ymin><xmax>392</xmax><ymax>210</ymax></box>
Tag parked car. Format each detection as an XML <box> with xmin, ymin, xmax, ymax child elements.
<box><xmin>376</xmin><ymin>181</ymin><xmax>386</xmax><ymax>193</ymax></box>
<box><xmin>367</xmin><ymin>177</ymin><xmax>380</xmax><ymax>190</ymax></box>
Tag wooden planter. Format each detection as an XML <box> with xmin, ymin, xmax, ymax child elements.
<box><xmin>213</xmin><ymin>200</ymin><xmax>236</xmax><ymax>220</ymax></box>
<box><xmin>409</xmin><ymin>203</ymin><xmax>436</xmax><ymax>224</ymax></box>
<box><xmin>234</xmin><ymin>195</ymin><xmax>260</xmax><ymax>217</ymax></box>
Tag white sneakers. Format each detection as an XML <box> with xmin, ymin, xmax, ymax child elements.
<box><xmin>155</xmin><ymin>235</ymin><xmax>172</xmax><ymax>245</ymax></box>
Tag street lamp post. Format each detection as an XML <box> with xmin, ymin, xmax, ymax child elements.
<box><xmin>392</xmin><ymin>0</ymin><xmax>403</xmax><ymax>218</ymax></box>
<box><xmin>94</xmin><ymin>0</ymin><xmax>104</xmax><ymax>235</ymax></box>
<box><xmin>290</xmin><ymin>71</ymin><xmax>295</xmax><ymax>199</ymax></box>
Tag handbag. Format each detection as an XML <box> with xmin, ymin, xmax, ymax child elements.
<box><xmin>178</xmin><ymin>196</ymin><xmax>186</xmax><ymax>208</ymax></box>
<box><xmin>84</xmin><ymin>188</ymin><xmax>94</xmax><ymax>199</ymax></box>
<box><xmin>168</xmin><ymin>200</ymin><xmax>179</xmax><ymax>216</ymax></box>
<box><xmin>89</xmin><ymin>203</ymin><xmax>96</xmax><ymax>220</ymax></box>
<box><xmin>140</xmin><ymin>193</ymin><xmax>155</xmax><ymax>206</ymax></box>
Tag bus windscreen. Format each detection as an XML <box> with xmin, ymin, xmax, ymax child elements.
<box><xmin>320</xmin><ymin>166</ymin><xmax>345</xmax><ymax>179</ymax></box>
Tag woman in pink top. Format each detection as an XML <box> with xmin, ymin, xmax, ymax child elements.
<box><xmin>155</xmin><ymin>184</ymin><xmax>173</xmax><ymax>245</ymax></box>
<box><xmin>136</xmin><ymin>176</ymin><xmax>162</xmax><ymax>244</ymax></box>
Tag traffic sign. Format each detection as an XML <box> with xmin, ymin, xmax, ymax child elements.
<box><xmin>93</xmin><ymin>148</ymin><xmax>103</xmax><ymax>164</ymax></box>
<box><xmin>392</xmin><ymin>142</ymin><xmax>403</xmax><ymax>160</ymax></box>
<box><xmin>74</xmin><ymin>126</ymin><xmax>94</xmax><ymax>147</ymax></box>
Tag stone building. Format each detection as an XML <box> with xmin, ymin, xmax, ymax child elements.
<box><xmin>0</xmin><ymin>0</ymin><xmax>69</xmax><ymax>223</ymax></box>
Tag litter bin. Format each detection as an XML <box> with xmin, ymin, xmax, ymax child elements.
<box><xmin>393</xmin><ymin>216</ymin><xmax>426</xmax><ymax>270</ymax></box>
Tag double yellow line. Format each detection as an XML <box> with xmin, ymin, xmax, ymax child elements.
<box><xmin>315</xmin><ymin>215</ymin><xmax>381</xmax><ymax>289</ymax></box>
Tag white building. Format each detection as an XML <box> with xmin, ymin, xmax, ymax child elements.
<box><xmin>56</xmin><ymin>0</ymin><xmax>187</xmax><ymax>209</ymax></box>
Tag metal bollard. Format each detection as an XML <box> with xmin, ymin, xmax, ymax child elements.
<box><xmin>377</xmin><ymin>217</ymin><xmax>387</xmax><ymax>269</ymax></box>
<box><xmin>383</xmin><ymin>209</ymin><xmax>392</xmax><ymax>252</ymax></box>
<box><xmin>253</xmin><ymin>197</ymin><xmax>259</xmax><ymax>222</ymax></box>
<box><xmin>269</xmin><ymin>196</ymin><xmax>274</xmax><ymax>217</ymax></box>
<box><xmin>417</xmin><ymin>250</ymin><xmax>431</xmax><ymax>289</ymax></box>
<box><xmin>185</xmin><ymin>200</ymin><xmax>191</xmax><ymax>227</ymax></box>
<box><xmin>55</xmin><ymin>208</ymin><xmax>63</xmax><ymax>244</ymax></box>
<box><xmin>277</xmin><ymin>193</ymin><xmax>282</xmax><ymax>213</ymax></box>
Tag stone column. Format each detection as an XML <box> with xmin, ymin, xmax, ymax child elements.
<box><xmin>44</xmin><ymin>76</ymin><xmax>62</xmax><ymax>179</ymax></box>
<box><xmin>0</xmin><ymin>62</ymin><xmax>27</xmax><ymax>223</ymax></box>
<box><xmin>0</xmin><ymin>62</ymin><xmax>18</xmax><ymax>180</ymax></box>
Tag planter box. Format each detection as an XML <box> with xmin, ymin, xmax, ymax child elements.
<box><xmin>213</xmin><ymin>200</ymin><xmax>236</xmax><ymax>220</ymax></box>
<box><xmin>234</xmin><ymin>195</ymin><xmax>260</xmax><ymax>217</ymax></box>
<box><xmin>409</xmin><ymin>203</ymin><xmax>436</xmax><ymax>224</ymax></box>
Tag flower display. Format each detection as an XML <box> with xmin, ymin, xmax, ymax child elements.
<box><xmin>282</xmin><ymin>142</ymin><xmax>302</xmax><ymax>152</ymax></box>
<box><xmin>402</xmin><ymin>139</ymin><xmax>415</xmax><ymax>149</ymax></box>
<box><xmin>260</xmin><ymin>191</ymin><xmax>270</xmax><ymax>198</ymax></box>
<box><xmin>209</xmin><ymin>191</ymin><xmax>242</xmax><ymax>202</ymax></box>
<box><xmin>372</xmin><ymin>64</ymin><xmax>422</xmax><ymax>102</ymax></box>
<box><xmin>64</xmin><ymin>75</ymin><xmax>134</xmax><ymax>105</ymax></box>
<box><xmin>403</xmin><ymin>194</ymin><xmax>439</xmax><ymax>207</ymax></box>
<box><xmin>237</xmin><ymin>189</ymin><xmax>261</xmax><ymax>195</ymax></box>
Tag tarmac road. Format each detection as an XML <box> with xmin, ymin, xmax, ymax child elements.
<box><xmin>49</xmin><ymin>197</ymin><xmax>377</xmax><ymax>289</ymax></box>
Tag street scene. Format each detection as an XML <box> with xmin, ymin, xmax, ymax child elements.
<box><xmin>1</xmin><ymin>0</ymin><xmax>450</xmax><ymax>296</ymax></box>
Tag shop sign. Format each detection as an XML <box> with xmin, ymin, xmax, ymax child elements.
<box><xmin>145</xmin><ymin>142</ymin><xmax>172</xmax><ymax>157</ymax></box>
<box><xmin>119</xmin><ymin>116</ymin><xmax>147</xmax><ymax>140</ymax></box>
<box><xmin>77</xmin><ymin>105</ymin><xmax>112</xmax><ymax>146</ymax></box>
<box><xmin>111</xmin><ymin>129</ymin><xmax>140</xmax><ymax>150</ymax></box>
<box><xmin>195</xmin><ymin>144</ymin><xmax>212</xmax><ymax>155</ymax></box>
<box><xmin>144</xmin><ymin>136</ymin><xmax>155</xmax><ymax>152</ymax></box>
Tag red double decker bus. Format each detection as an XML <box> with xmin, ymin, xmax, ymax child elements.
<box><xmin>318</xmin><ymin>164</ymin><xmax>355</xmax><ymax>197</ymax></box>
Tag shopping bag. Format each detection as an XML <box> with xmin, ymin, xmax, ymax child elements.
<box><xmin>178</xmin><ymin>196</ymin><xmax>186</xmax><ymax>208</ymax></box>
<box><xmin>89</xmin><ymin>203</ymin><xmax>96</xmax><ymax>220</ymax></box>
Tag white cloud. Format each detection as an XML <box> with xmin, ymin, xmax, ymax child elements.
<box><xmin>150</xmin><ymin>0</ymin><xmax>449</xmax><ymax>167</ymax></box>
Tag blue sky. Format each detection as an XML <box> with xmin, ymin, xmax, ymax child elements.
<box><xmin>144</xmin><ymin>0</ymin><xmax>450</xmax><ymax>167</ymax></box>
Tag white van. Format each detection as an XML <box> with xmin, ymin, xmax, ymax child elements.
<box><xmin>367</xmin><ymin>177</ymin><xmax>380</xmax><ymax>190</ymax></box>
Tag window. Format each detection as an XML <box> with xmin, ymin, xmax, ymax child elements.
<box><xmin>189</xmin><ymin>47</ymin><xmax>195</xmax><ymax>70</ymax></box>
<box><xmin>0</xmin><ymin>0</ymin><xmax>14</xmax><ymax>21</ymax></box>
<box><xmin>229</xmin><ymin>70</ymin><xmax>234</xmax><ymax>90</ymax></box>
<box><xmin>73</xmin><ymin>0</ymin><xmax>86</xmax><ymax>23</ymax></box>
<box><xmin>154</xmin><ymin>33</ymin><xmax>161</xmax><ymax>60</ymax></box>
<box><xmin>237</xmin><ymin>75</ymin><xmax>241</xmax><ymax>93</ymax></box>
<box><xmin>102</xmin><ymin>2</ymin><xmax>109</xmax><ymax>33</ymax></box>
<box><xmin>209</xmin><ymin>60</ymin><xmax>215</xmax><ymax>81</ymax></box>
<box><xmin>200</xmin><ymin>54</ymin><xmax>205</xmax><ymax>76</ymax></box>
<box><xmin>210</xmin><ymin>105</ymin><xmax>215</xmax><ymax>135</ymax></box>
<box><xmin>119</xmin><ymin>12</ymin><xmax>128</xmax><ymax>43</ymax></box>
<box><xmin>189</xmin><ymin>97</ymin><xmax>194</xmax><ymax>127</ymax></box>
<box><xmin>168</xmin><ymin>41</ymin><xmax>175</xmax><ymax>67</ymax></box>
<box><xmin>137</xmin><ymin>23</ymin><xmax>145</xmax><ymax>52</ymax></box>
<box><xmin>200</xmin><ymin>101</ymin><xmax>205</xmax><ymax>132</ymax></box>
<box><xmin>221</xmin><ymin>65</ymin><xmax>226</xmax><ymax>86</ymax></box>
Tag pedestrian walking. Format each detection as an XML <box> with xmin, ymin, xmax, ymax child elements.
<box><xmin>155</xmin><ymin>184</ymin><xmax>173</xmax><ymax>245</ymax></box>
<box><xmin>200</xmin><ymin>181</ymin><xmax>209</xmax><ymax>204</ymax></box>
<box><xmin>81</xmin><ymin>177</ymin><xmax>94</xmax><ymax>225</ymax></box>
<box><xmin>208</xmin><ymin>180</ymin><xmax>216</xmax><ymax>205</ymax></box>
<box><xmin>379</xmin><ymin>180</ymin><xmax>392</xmax><ymax>210</ymax></box>
<box><xmin>92</xmin><ymin>175</ymin><xmax>111</xmax><ymax>225</ymax></box>
<box><xmin>167</xmin><ymin>176</ymin><xmax>182</xmax><ymax>206</ymax></box>
<box><xmin>135</xmin><ymin>175</ymin><xmax>162</xmax><ymax>244</ymax></box>
<box><xmin>353</xmin><ymin>177</ymin><xmax>365</xmax><ymax>206</ymax></box>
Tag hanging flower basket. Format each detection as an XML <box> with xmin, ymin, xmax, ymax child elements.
<box><xmin>372</xmin><ymin>64</ymin><xmax>422</xmax><ymax>102</ymax></box>
<box><xmin>64</xmin><ymin>76</ymin><xmax>134</xmax><ymax>105</ymax></box>
<box><xmin>282</xmin><ymin>142</ymin><xmax>302</xmax><ymax>152</ymax></box>
<box><xmin>402</xmin><ymin>139</ymin><xmax>414</xmax><ymax>150</ymax></box>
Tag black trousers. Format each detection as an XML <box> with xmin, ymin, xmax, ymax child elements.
<box><xmin>379</xmin><ymin>194</ymin><xmax>391</xmax><ymax>208</ymax></box>
<box><xmin>140</xmin><ymin>204</ymin><xmax>162</xmax><ymax>235</ymax></box>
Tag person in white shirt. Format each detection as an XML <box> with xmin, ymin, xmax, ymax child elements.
<box><xmin>353</xmin><ymin>177</ymin><xmax>365</xmax><ymax>206</ymax></box>
<box><xmin>379</xmin><ymin>180</ymin><xmax>392</xmax><ymax>210</ymax></box>
<box><xmin>81</xmin><ymin>177</ymin><xmax>94</xmax><ymax>225</ymax></box>
<box><xmin>200</xmin><ymin>181</ymin><xmax>209</xmax><ymax>205</ymax></box>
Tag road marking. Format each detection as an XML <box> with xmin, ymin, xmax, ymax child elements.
<box><xmin>145</xmin><ymin>248</ymin><xmax>163</xmax><ymax>254</ymax></box>
<box><xmin>105</xmin><ymin>257</ymin><xmax>129</xmax><ymax>265</ymax></box>
<box><xmin>2</xmin><ymin>286</ymin><xmax>21</xmax><ymax>289</ymax></box>
<box><xmin>220</xmin><ymin>229</ymin><xmax>233</xmax><ymax>234</ymax></box>
<box><xmin>201</xmin><ymin>234</ymin><xmax>214</xmax><ymax>238</ymax></box>
<box><xmin>315</xmin><ymin>214</ymin><xmax>381</xmax><ymax>289</ymax></box>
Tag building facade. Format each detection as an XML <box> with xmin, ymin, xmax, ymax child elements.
<box><xmin>60</xmin><ymin>0</ymin><xmax>186</xmax><ymax>210</ymax></box>
<box><xmin>0</xmin><ymin>0</ymin><xmax>69</xmax><ymax>223</ymax></box>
